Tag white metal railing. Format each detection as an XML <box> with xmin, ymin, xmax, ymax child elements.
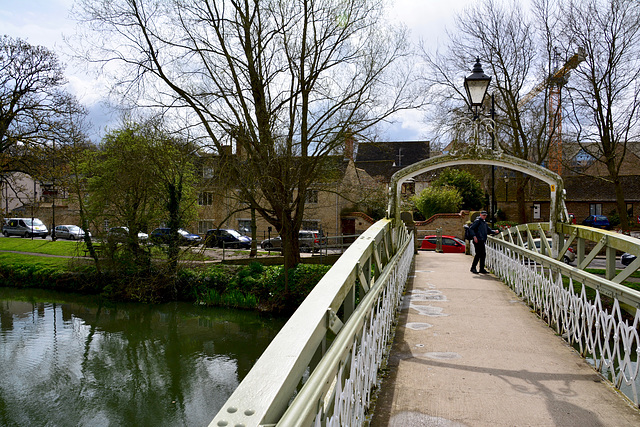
<box><xmin>209</xmin><ymin>219</ymin><xmax>414</xmax><ymax>426</ymax></box>
<box><xmin>487</xmin><ymin>225</ymin><xmax>640</xmax><ymax>405</ymax></box>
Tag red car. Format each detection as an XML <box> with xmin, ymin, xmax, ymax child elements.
<box><xmin>420</xmin><ymin>235</ymin><xmax>466</xmax><ymax>253</ymax></box>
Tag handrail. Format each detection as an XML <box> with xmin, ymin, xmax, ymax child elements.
<box><xmin>278</xmin><ymin>224</ymin><xmax>413</xmax><ymax>425</ymax></box>
<box><xmin>497</xmin><ymin>222</ymin><xmax>640</xmax><ymax>287</ymax></box>
<box><xmin>490</xmin><ymin>235</ymin><xmax>640</xmax><ymax>311</ymax></box>
<box><xmin>209</xmin><ymin>219</ymin><xmax>413</xmax><ymax>427</ymax></box>
<box><xmin>487</xmin><ymin>226</ymin><xmax>640</xmax><ymax>404</ymax></box>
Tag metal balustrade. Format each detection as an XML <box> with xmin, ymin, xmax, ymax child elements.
<box><xmin>209</xmin><ymin>219</ymin><xmax>414</xmax><ymax>427</ymax></box>
<box><xmin>487</xmin><ymin>223</ymin><xmax>640</xmax><ymax>405</ymax></box>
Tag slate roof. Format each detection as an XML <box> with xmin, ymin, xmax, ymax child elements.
<box><xmin>529</xmin><ymin>175</ymin><xmax>640</xmax><ymax>202</ymax></box>
<box><xmin>354</xmin><ymin>141</ymin><xmax>430</xmax><ymax>180</ymax></box>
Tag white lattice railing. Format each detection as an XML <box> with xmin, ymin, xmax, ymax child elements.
<box><xmin>487</xmin><ymin>235</ymin><xmax>640</xmax><ymax>405</ymax></box>
<box><xmin>209</xmin><ymin>219</ymin><xmax>414</xmax><ymax>427</ymax></box>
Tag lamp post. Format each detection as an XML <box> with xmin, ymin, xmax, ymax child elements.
<box><xmin>463</xmin><ymin>57</ymin><xmax>495</xmax><ymax>225</ymax></box>
<box><xmin>504</xmin><ymin>174</ymin><xmax>509</xmax><ymax>203</ymax></box>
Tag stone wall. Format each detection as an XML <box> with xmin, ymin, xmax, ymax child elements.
<box><xmin>415</xmin><ymin>210</ymin><xmax>471</xmax><ymax>240</ymax></box>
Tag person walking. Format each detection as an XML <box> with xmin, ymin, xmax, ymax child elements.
<box><xmin>469</xmin><ymin>211</ymin><xmax>499</xmax><ymax>274</ymax></box>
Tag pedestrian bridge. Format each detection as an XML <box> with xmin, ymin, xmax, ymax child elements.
<box><xmin>210</xmin><ymin>219</ymin><xmax>640</xmax><ymax>426</ymax></box>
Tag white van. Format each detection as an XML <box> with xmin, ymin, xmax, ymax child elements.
<box><xmin>2</xmin><ymin>218</ymin><xmax>49</xmax><ymax>238</ymax></box>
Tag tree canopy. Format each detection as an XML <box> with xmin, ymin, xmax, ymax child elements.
<box><xmin>72</xmin><ymin>0</ymin><xmax>421</xmax><ymax>272</ymax></box>
<box><xmin>431</xmin><ymin>168</ymin><xmax>484</xmax><ymax>211</ymax></box>
<box><xmin>412</xmin><ymin>186</ymin><xmax>462</xmax><ymax>220</ymax></box>
<box><xmin>0</xmin><ymin>36</ymin><xmax>84</xmax><ymax>175</ymax></box>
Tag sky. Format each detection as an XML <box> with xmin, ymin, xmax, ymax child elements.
<box><xmin>0</xmin><ymin>0</ymin><xmax>476</xmax><ymax>142</ymax></box>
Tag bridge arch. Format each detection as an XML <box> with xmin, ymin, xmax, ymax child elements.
<box><xmin>388</xmin><ymin>151</ymin><xmax>568</xmax><ymax>237</ymax></box>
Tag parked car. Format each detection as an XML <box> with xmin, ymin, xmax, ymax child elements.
<box><xmin>621</xmin><ymin>253</ymin><xmax>637</xmax><ymax>266</ymax></box>
<box><xmin>54</xmin><ymin>225</ymin><xmax>90</xmax><ymax>240</ymax></box>
<box><xmin>205</xmin><ymin>229</ymin><xmax>251</xmax><ymax>248</ymax></box>
<box><xmin>150</xmin><ymin>228</ymin><xmax>202</xmax><ymax>245</ymax></box>
<box><xmin>582</xmin><ymin>215</ymin><xmax>610</xmax><ymax>229</ymax></box>
<box><xmin>420</xmin><ymin>235</ymin><xmax>466</xmax><ymax>253</ymax></box>
<box><xmin>524</xmin><ymin>238</ymin><xmax>576</xmax><ymax>264</ymax></box>
<box><xmin>107</xmin><ymin>227</ymin><xmax>149</xmax><ymax>243</ymax></box>
<box><xmin>260</xmin><ymin>230</ymin><xmax>326</xmax><ymax>252</ymax></box>
<box><xmin>2</xmin><ymin>218</ymin><xmax>48</xmax><ymax>238</ymax></box>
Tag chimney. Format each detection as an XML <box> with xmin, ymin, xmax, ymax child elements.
<box><xmin>344</xmin><ymin>133</ymin><xmax>356</xmax><ymax>161</ymax></box>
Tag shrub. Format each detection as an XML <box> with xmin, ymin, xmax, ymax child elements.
<box><xmin>412</xmin><ymin>186</ymin><xmax>462</xmax><ymax>219</ymax></box>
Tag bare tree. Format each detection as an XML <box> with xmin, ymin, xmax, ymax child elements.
<box><xmin>560</xmin><ymin>0</ymin><xmax>640</xmax><ymax>230</ymax></box>
<box><xmin>0</xmin><ymin>36</ymin><xmax>80</xmax><ymax>173</ymax></box>
<box><xmin>71</xmin><ymin>0</ymin><xmax>419</xmax><ymax>278</ymax></box>
<box><xmin>420</xmin><ymin>0</ymin><xmax>562</xmax><ymax>223</ymax></box>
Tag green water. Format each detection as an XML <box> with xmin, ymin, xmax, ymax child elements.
<box><xmin>0</xmin><ymin>288</ymin><xmax>285</xmax><ymax>427</ymax></box>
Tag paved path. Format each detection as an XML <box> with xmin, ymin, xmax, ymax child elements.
<box><xmin>370</xmin><ymin>251</ymin><xmax>640</xmax><ymax>427</ymax></box>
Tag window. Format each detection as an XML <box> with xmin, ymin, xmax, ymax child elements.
<box><xmin>198</xmin><ymin>220</ymin><xmax>215</xmax><ymax>234</ymax></box>
<box><xmin>589</xmin><ymin>203</ymin><xmax>602</xmax><ymax>216</ymax></box>
<box><xmin>198</xmin><ymin>192</ymin><xmax>214</xmax><ymax>206</ymax></box>
<box><xmin>627</xmin><ymin>203</ymin><xmax>633</xmax><ymax>217</ymax></box>
<box><xmin>572</xmin><ymin>150</ymin><xmax>595</xmax><ymax>168</ymax></box>
<box><xmin>401</xmin><ymin>181</ymin><xmax>415</xmax><ymax>195</ymax></box>
<box><xmin>237</xmin><ymin>219</ymin><xmax>251</xmax><ymax>234</ymax></box>
<box><xmin>305</xmin><ymin>190</ymin><xmax>318</xmax><ymax>204</ymax></box>
<box><xmin>202</xmin><ymin>166</ymin><xmax>214</xmax><ymax>179</ymax></box>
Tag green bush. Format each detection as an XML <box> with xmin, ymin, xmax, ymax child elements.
<box><xmin>431</xmin><ymin>169</ymin><xmax>484</xmax><ymax>211</ymax></box>
<box><xmin>608</xmin><ymin>210</ymin><xmax>621</xmax><ymax>227</ymax></box>
<box><xmin>412</xmin><ymin>186</ymin><xmax>462</xmax><ymax>220</ymax></box>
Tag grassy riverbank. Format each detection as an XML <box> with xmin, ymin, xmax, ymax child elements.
<box><xmin>0</xmin><ymin>238</ymin><xmax>331</xmax><ymax>314</ymax></box>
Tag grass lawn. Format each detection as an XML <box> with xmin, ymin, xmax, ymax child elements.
<box><xmin>0</xmin><ymin>252</ymin><xmax>72</xmax><ymax>268</ymax></box>
<box><xmin>0</xmin><ymin>237</ymin><xmax>217</xmax><ymax>263</ymax></box>
<box><xmin>0</xmin><ymin>237</ymin><xmax>83</xmax><ymax>256</ymax></box>
<box><xmin>584</xmin><ymin>267</ymin><xmax>640</xmax><ymax>279</ymax></box>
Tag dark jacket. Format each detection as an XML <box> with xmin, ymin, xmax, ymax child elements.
<box><xmin>469</xmin><ymin>216</ymin><xmax>496</xmax><ymax>243</ymax></box>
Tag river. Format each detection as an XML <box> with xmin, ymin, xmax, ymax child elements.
<box><xmin>0</xmin><ymin>287</ymin><xmax>286</xmax><ymax>427</ymax></box>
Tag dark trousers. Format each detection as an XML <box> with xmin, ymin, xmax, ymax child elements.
<box><xmin>472</xmin><ymin>241</ymin><xmax>486</xmax><ymax>271</ymax></box>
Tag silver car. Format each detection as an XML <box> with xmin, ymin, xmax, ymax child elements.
<box><xmin>524</xmin><ymin>238</ymin><xmax>576</xmax><ymax>264</ymax></box>
<box><xmin>261</xmin><ymin>230</ymin><xmax>326</xmax><ymax>253</ymax></box>
<box><xmin>54</xmin><ymin>225</ymin><xmax>90</xmax><ymax>240</ymax></box>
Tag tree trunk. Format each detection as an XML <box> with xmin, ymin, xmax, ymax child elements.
<box><xmin>515</xmin><ymin>173</ymin><xmax>529</xmax><ymax>224</ymax></box>
<box><xmin>250</xmin><ymin>206</ymin><xmax>257</xmax><ymax>258</ymax></box>
<box><xmin>279</xmin><ymin>220</ymin><xmax>301</xmax><ymax>295</ymax></box>
<box><xmin>166</xmin><ymin>181</ymin><xmax>181</xmax><ymax>274</ymax></box>
<box><xmin>613</xmin><ymin>176</ymin><xmax>630</xmax><ymax>230</ymax></box>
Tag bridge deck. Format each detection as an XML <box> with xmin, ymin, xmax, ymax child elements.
<box><xmin>370</xmin><ymin>251</ymin><xmax>640</xmax><ymax>426</ymax></box>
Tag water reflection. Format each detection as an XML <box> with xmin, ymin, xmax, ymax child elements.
<box><xmin>0</xmin><ymin>288</ymin><xmax>285</xmax><ymax>426</ymax></box>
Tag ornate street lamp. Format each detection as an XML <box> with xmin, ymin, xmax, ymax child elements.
<box><xmin>504</xmin><ymin>174</ymin><xmax>509</xmax><ymax>202</ymax></box>
<box><xmin>464</xmin><ymin>57</ymin><xmax>491</xmax><ymax>120</ymax></box>
<box><xmin>463</xmin><ymin>57</ymin><xmax>496</xmax><ymax>225</ymax></box>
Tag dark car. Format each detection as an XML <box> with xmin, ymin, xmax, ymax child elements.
<box><xmin>205</xmin><ymin>229</ymin><xmax>251</xmax><ymax>249</ymax></box>
<box><xmin>107</xmin><ymin>227</ymin><xmax>149</xmax><ymax>243</ymax></box>
<box><xmin>621</xmin><ymin>253</ymin><xmax>637</xmax><ymax>266</ymax></box>
<box><xmin>150</xmin><ymin>228</ymin><xmax>202</xmax><ymax>245</ymax></box>
<box><xmin>261</xmin><ymin>230</ymin><xmax>326</xmax><ymax>252</ymax></box>
<box><xmin>582</xmin><ymin>215</ymin><xmax>610</xmax><ymax>229</ymax></box>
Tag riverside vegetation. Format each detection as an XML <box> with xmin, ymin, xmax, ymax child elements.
<box><xmin>0</xmin><ymin>238</ymin><xmax>330</xmax><ymax>315</ymax></box>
